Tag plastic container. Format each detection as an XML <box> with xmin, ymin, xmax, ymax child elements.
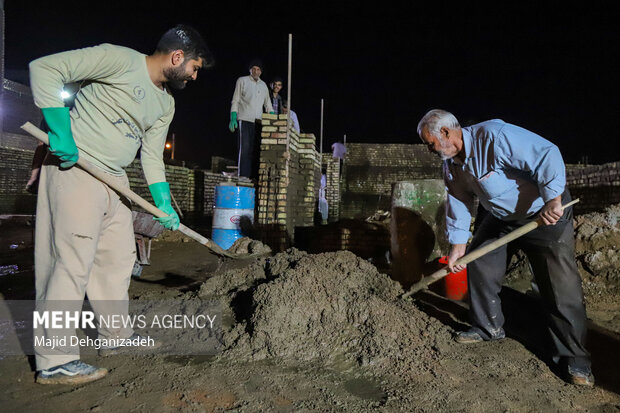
<box><xmin>212</xmin><ymin>184</ymin><xmax>255</xmax><ymax>250</ymax></box>
<box><xmin>438</xmin><ymin>256</ymin><xmax>468</xmax><ymax>301</ymax></box>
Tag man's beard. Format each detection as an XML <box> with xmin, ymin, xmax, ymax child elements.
<box><xmin>164</xmin><ymin>64</ymin><xmax>192</xmax><ymax>90</ymax></box>
<box><xmin>436</xmin><ymin>136</ymin><xmax>455</xmax><ymax>160</ymax></box>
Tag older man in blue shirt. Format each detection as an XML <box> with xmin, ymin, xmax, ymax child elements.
<box><xmin>417</xmin><ymin>109</ymin><xmax>593</xmax><ymax>387</ymax></box>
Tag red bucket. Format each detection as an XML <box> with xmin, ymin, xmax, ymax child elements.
<box><xmin>438</xmin><ymin>256</ymin><xmax>468</xmax><ymax>301</ymax></box>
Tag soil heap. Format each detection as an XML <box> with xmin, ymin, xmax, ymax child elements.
<box><xmin>199</xmin><ymin>249</ymin><xmax>452</xmax><ymax>377</ymax></box>
<box><xmin>574</xmin><ymin>202</ymin><xmax>620</xmax><ymax>296</ymax></box>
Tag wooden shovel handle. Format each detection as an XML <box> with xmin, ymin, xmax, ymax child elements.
<box><xmin>402</xmin><ymin>198</ymin><xmax>580</xmax><ymax>299</ymax></box>
<box><xmin>20</xmin><ymin>121</ymin><xmax>240</xmax><ymax>258</ymax></box>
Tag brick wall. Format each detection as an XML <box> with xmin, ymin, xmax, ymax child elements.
<box><xmin>255</xmin><ymin>114</ymin><xmax>321</xmax><ymax>251</ymax></box>
<box><xmin>339</xmin><ymin>143</ymin><xmax>620</xmax><ymax>218</ymax></box>
<box><xmin>0</xmin><ymin>142</ymin><xmax>240</xmax><ymax>216</ymax></box>
<box><xmin>295</xmin><ymin>219</ymin><xmax>390</xmax><ymax>259</ymax></box>
<box><xmin>0</xmin><ymin>146</ymin><xmax>37</xmax><ymax>214</ymax></box>
<box><xmin>566</xmin><ymin>162</ymin><xmax>620</xmax><ymax>213</ymax></box>
<box><xmin>341</xmin><ymin>143</ymin><xmax>442</xmax><ymax>218</ymax></box>
<box><xmin>322</xmin><ymin>154</ymin><xmax>340</xmax><ymax>221</ymax></box>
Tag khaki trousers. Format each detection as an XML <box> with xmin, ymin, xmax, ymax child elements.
<box><xmin>34</xmin><ymin>158</ymin><xmax>135</xmax><ymax>370</ymax></box>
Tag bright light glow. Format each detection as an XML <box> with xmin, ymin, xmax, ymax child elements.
<box><xmin>165</xmin><ymin>143</ymin><xmax>172</xmax><ymax>149</ymax></box>
<box><xmin>60</xmin><ymin>90</ymin><xmax>70</xmax><ymax>100</ymax></box>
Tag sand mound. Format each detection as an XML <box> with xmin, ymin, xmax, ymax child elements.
<box><xmin>199</xmin><ymin>249</ymin><xmax>451</xmax><ymax>376</ymax></box>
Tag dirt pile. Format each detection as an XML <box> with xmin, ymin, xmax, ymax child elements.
<box><xmin>153</xmin><ymin>229</ymin><xmax>193</xmax><ymax>243</ymax></box>
<box><xmin>199</xmin><ymin>249</ymin><xmax>451</xmax><ymax>377</ymax></box>
<box><xmin>574</xmin><ymin>203</ymin><xmax>620</xmax><ymax>295</ymax></box>
<box><xmin>227</xmin><ymin>237</ymin><xmax>272</xmax><ymax>255</ymax></box>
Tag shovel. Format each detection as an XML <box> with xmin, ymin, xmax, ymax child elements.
<box><xmin>21</xmin><ymin>122</ymin><xmax>263</xmax><ymax>259</ymax></box>
<box><xmin>401</xmin><ymin>198</ymin><xmax>580</xmax><ymax>299</ymax></box>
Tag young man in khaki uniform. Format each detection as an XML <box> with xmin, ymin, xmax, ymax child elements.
<box><xmin>29</xmin><ymin>25</ymin><xmax>212</xmax><ymax>384</ymax></box>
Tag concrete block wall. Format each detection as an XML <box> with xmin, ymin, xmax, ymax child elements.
<box><xmin>341</xmin><ymin>143</ymin><xmax>442</xmax><ymax>218</ymax></box>
<box><xmin>256</xmin><ymin>114</ymin><xmax>321</xmax><ymax>251</ymax></box>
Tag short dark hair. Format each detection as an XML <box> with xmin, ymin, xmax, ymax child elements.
<box><xmin>156</xmin><ymin>24</ymin><xmax>214</xmax><ymax>67</ymax></box>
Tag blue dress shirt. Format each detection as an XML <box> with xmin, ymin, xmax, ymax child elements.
<box><xmin>444</xmin><ymin>119</ymin><xmax>566</xmax><ymax>244</ymax></box>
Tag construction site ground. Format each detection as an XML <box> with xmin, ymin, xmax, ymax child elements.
<box><xmin>0</xmin><ymin>207</ymin><xmax>619</xmax><ymax>412</ymax></box>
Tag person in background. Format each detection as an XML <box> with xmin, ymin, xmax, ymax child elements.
<box><xmin>269</xmin><ymin>76</ymin><xmax>284</xmax><ymax>115</ymax></box>
<box><xmin>282</xmin><ymin>100</ymin><xmax>300</xmax><ymax>133</ymax></box>
<box><xmin>331</xmin><ymin>142</ymin><xmax>346</xmax><ymax>160</ymax></box>
<box><xmin>229</xmin><ymin>59</ymin><xmax>274</xmax><ymax>179</ymax></box>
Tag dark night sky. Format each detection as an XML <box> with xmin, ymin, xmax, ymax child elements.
<box><xmin>4</xmin><ymin>1</ymin><xmax>619</xmax><ymax>166</ymax></box>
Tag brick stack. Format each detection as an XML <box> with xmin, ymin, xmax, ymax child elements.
<box><xmin>299</xmin><ymin>133</ymin><xmax>320</xmax><ymax>226</ymax></box>
<box><xmin>322</xmin><ymin>154</ymin><xmax>341</xmax><ymax>221</ymax></box>
<box><xmin>256</xmin><ymin>114</ymin><xmax>321</xmax><ymax>251</ymax></box>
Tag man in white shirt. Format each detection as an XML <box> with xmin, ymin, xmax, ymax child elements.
<box><xmin>229</xmin><ymin>60</ymin><xmax>274</xmax><ymax>178</ymax></box>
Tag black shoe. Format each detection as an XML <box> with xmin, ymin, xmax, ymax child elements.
<box><xmin>567</xmin><ymin>366</ymin><xmax>595</xmax><ymax>387</ymax></box>
<box><xmin>455</xmin><ymin>328</ymin><xmax>505</xmax><ymax>344</ymax></box>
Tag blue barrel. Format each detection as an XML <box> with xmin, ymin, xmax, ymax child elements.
<box><xmin>212</xmin><ymin>184</ymin><xmax>255</xmax><ymax>250</ymax></box>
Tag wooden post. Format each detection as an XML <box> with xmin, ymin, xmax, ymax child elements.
<box><xmin>171</xmin><ymin>133</ymin><xmax>176</xmax><ymax>160</ymax></box>
<box><xmin>285</xmin><ymin>33</ymin><xmax>292</xmax><ymax>186</ymax></box>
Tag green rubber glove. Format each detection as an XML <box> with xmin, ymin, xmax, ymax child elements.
<box><xmin>41</xmin><ymin>107</ymin><xmax>79</xmax><ymax>168</ymax></box>
<box><xmin>229</xmin><ymin>112</ymin><xmax>238</xmax><ymax>132</ymax></box>
<box><xmin>149</xmin><ymin>182</ymin><xmax>180</xmax><ymax>230</ymax></box>
<box><xmin>269</xmin><ymin>111</ymin><xmax>275</xmax><ymax>114</ymax></box>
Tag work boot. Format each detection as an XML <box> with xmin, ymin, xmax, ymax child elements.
<box><xmin>98</xmin><ymin>333</ymin><xmax>160</xmax><ymax>357</ymax></box>
<box><xmin>567</xmin><ymin>366</ymin><xmax>595</xmax><ymax>387</ymax></box>
<box><xmin>37</xmin><ymin>360</ymin><xmax>107</xmax><ymax>385</ymax></box>
<box><xmin>455</xmin><ymin>328</ymin><xmax>505</xmax><ymax>344</ymax></box>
